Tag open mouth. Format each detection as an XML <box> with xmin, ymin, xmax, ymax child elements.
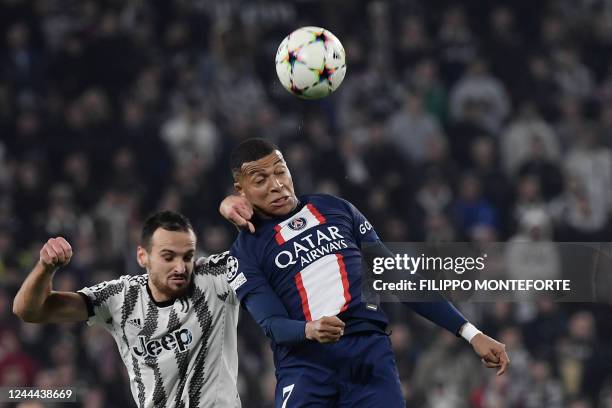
<box><xmin>271</xmin><ymin>196</ymin><xmax>290</xmax><ymax>207</ymax></box>
<box><xmin>169</xmin><ymin>275</ymin><xmax>187</xmax><ymax>284</ymax></box>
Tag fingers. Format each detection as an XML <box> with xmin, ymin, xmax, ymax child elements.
<box><xmin>322</xmin><ymin>316</ymin><xmax>346</xmax><ymax>328</ymax></box>
<box><xmin>307</xmin><ymin>316</ymin><xmax>346</xmax><ymax>343</ymax></box>
<box><xmin>481</xmin><ymin>358</ymin><xmax>500</xmax><ymax>368</ymax></box>
<box><xmin>41</xmin><ymin>246</ymin><xmax>57</xmax><ymax>265</ymax></box>
<box><xmin>320</xmin><ymin>316</ymin><xmax>345</xmax><ymax>335</ymax></box>
<box><xmin>473</xmin><ymin>334</ymin><xmax>509</xmax><ymax>375</ymax></box>
<box><xmin>232</xmin><ymin>199</ymin><xmax>254</xmax><ymax>232</ymax></box>
<box><xmin>496</xmin><ymin>351</ymin><xmax>510</xmax><ymax>376</ymax></box>
<box><xmin>320</xmin><ymin>324</ymin><xmax>343</xmax><ymax>336</ymax></box>
<box><xmin>236</xmin><ymin>204</ymin><xmax>253</xmax><ymax>220</ymax></box>
<box><xmin>221</xmin><ymin>195</ymin><xmax>254</xmax><ymax>232</ymax></box>
<box><xmin>228</xmin><ymin>209</ymin><xmax>256</xmax><ymax>233</ymax></box>
<box><xmin>484</xmin><ymin>352</ymin><xmax>500</xmax><ymax>364</ymax></box>
<box><xmin>40</xmin><ymin>237</ymin><xmax>72</xmax><ymax>268</ymax></box>
<box><xmin>49</xmin><ymin>238</ymin><xmax>71</xmax><ymax>262</ymax></box>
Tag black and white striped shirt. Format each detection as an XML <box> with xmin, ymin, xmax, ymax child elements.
<box><xmin>78</xmin><ymin>252</ymin><xmax>241</xmax><ymax>408</ymax></box>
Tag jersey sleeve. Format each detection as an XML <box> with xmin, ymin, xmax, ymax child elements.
<box><xmin>194</xmin><ymin>253</ymin><xmax>238</xmax><ymax>305</ymax></box>
<box><xmin>339</xmin><ymin>197</ymin><xmax>380</xmax><ymax>245</ymax></box>
<box><xmin>77</xmin><ymin>275</ymin><xmax>130</xmax><ymax>328</ymax></box>
<box><xmin>242</xmin><ymin>281</ymin><xmax>307</xmax><ymax>345</ymax></box>
<box><xmin>228</xmin><ymin>236</ymin><xmax>267</xmax><ymax>301</ymax></box>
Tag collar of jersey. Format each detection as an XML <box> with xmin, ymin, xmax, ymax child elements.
<box><xmin>145</xmin><ymin>278</ymin><xmax>194</xmax><ymax>308</ymax></box>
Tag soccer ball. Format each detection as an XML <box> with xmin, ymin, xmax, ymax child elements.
<box><xmin>275</xmin><ymin>26</ymin><xmax>346</xmax><ymax>100</ymax></box>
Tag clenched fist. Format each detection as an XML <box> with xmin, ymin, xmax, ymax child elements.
<box><xmin>39</xmin><ymin>237</ymin><xmax>73</xmax><ymax>271</ymax></box>
<box><xmin>305</xmin><ymin>316</ymin><xmax>345</xmax><ymax>344</ymax></box>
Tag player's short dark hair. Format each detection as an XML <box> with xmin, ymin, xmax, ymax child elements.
<box><xmin>141</xmin><ymin>211</ymin><xmax>194</xmax><ymax>250</ymax></box>
<box><xmin>230</xmin><ymin>138</ymin><xmax>279</xmax><ymax>179</ymax></box>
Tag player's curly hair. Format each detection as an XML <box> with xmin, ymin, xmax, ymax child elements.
<box><xmin>230</xmin><ymin>138</ymin><xmax>279</xmax><ymax>179</ymax></box>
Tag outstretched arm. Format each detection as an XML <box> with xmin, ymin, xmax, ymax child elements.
<box><xmin>13</xmin><ymin>237</ymin><xmax>88</xmax><ymax>323</ymax></box>
<box><xmin>362</xmin><ymin>239</ymin><xmax>509</xmax><ymax>375</ymax></box>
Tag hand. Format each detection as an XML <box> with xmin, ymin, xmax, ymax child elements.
<box><xmin>219</xmin><ymin>195</ymin><xmax>255</xmax><ymax>233</ymax></box>
<box><xmin>39</xmin><ymin>237</ymin><xmax>73</xmax><ymax>271</ymax></box>
<box><xmin>471</xmin><ymin>333</ymin><xmax>510</xmax><ymax>376</ymax></box>
<box><xmin>305</xmin><ymin>316</ymin><xmax>345</xmax><ymax>344</ymax></box>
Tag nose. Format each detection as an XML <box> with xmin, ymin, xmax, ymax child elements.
<box><xmin>174</xmin><ymin>260</ymin><xmax>187</xmax><ymax>274</ymax></box>
<box><xmin>270</xmin><ymin>176</ymin><xmax>284</xmax><ymax>191</ymax></box>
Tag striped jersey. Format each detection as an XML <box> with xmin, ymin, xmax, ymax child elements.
<box><xmin>78</xmin><ymin>252</ymin><xmax>240</xmax><ymax>408</ymax></box>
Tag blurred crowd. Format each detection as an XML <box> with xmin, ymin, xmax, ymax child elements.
<box><xmin>1</xmin><ymin>0</ymin><xmax>612</xmax><ymax>406</ymax></box>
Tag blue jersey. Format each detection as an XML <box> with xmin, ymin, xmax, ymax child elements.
<box><xmin>230</xmin><ymin>194</ymin><xmax>388</xmax><ymax>330</ymax></box>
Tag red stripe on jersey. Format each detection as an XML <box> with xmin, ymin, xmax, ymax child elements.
<box><xmin>307</xmin><ymin>203</ymin><xmax>326</xmax><ymax>224</ymax></box>
<box><xmin>273</xmin><ymin>224</ymin><xmax>285</xmax><ymax>245</ymax></box>
<box><xmin>295</xmin><ymin>272</ymin><xmax>312</xmax><ymax>321</ymax></box>
<box><xmin>336</xmin><ymin>253</ymin><xmax>351</xmax><ymax>312</ymax></box>
<box><xmin>275</xmin><ymin>232</ymin><xmax>286</xmax><ymax>245</ymax></box>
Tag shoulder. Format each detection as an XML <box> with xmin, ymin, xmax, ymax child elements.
<box><xmin>78</xmin><ymin>274</ymin><xmax>147</xmax><ymax>309</ymax></box>
<box><xmin>232</xmin><ymin>223</ymin><xmax>271</xmax><ymax>253</ymax></box>
<box><xmin>303</xmin><ymin>194</ymin><xmax>355</xmax><ymax>215</ymax></box>
<box><xmin>306</xmin><ymin>193</ymin><xmax>354</xmax><ymax>208</ymax></box>
<box><xmin>194</xmin><ymin>253</ymin><xmax>241</xmax><ymax>304</ymax></box>
<box><xmin>302</xmin><ymin>193</ymin><xmax>345</xmax><ymax>205</ymax></box>
<box><xmin>84</xmin><ymin>274</ymin><xmax>146</xmax><ymax>293</ymax></box>
<box><xmin>194</xmin><ymin>252</ymin><xmax>234</xmax><ymax>277</ymax></box>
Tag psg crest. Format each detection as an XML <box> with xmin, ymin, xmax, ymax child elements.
<box><xmin>288</xmin><ymin>217</ymin><xmax>307</xmax><ymax>231</ymax></box>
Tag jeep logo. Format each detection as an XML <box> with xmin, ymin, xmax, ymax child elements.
<box><xmin>132</xmin><ymin>328</ymin><xmax>193</xmax><ymax>358</ymax></box>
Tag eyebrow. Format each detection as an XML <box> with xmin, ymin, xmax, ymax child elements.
<box><xmin>246</xmin><ymin>159</ymin><xmax>284</xmax><ymax>176</ymax></box>
<box><xmin>159</xmin><ymin>249</ymin><xmax>195</xmax><ymax>255</ymax></box>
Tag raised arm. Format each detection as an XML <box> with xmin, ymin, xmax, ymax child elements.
<box><xmin>13</xmin><ymin>237</ymin><xmax>88</xmax><ymax>323</ymax></box>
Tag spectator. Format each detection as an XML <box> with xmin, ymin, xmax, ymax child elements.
<box><xmin>387</xmin><ymin>91</ymin><xmax>445</xmax><ymax>164</ymax></box>
<box><xmin>449</xmin><ymin>59</ymin><xmax>511</xmax><ymax>134</ymax></box>
<box><xmin>501</xmin><ymin>103</ymin><xmax>561</xmax><ymax>176</ymax></box>
<box><xmin>452</xmin><ymin>172</ymin><xmax>497</xmax><ymax>239</ymax></box>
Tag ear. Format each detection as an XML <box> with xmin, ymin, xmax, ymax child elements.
<box><xmin>234</xmin><ymin>181</ymin><xmax>245</xmax><ymax>196</ymax></box>
<box><xmin>136</xmin><ymin>246</ymin><xmax>148</xmax><ymax>268</ymax></box>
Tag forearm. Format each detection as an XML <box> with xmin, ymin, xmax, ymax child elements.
<box><xmin>13</xmin><ymin>261</ymin><xmax>55</xmax><ymax>321</ymax></box>
<box><xmin>362</xmin><ymin>240</ymin><xmax>467</xmax><ymax>334</ymax></box>
<box><xmin>242</xmin><ymin>284</ymin><xmax>308</xmax><ymax>346</ymax></box>
<box><xmin>405</xmin><ymin>301</ymin><xmax>467</xmax><ymax>335</ymax></box>
<box><xmin>260</xmin><ymin>315</ymin><xmax>307</xmax><ymax>346</ymax></box>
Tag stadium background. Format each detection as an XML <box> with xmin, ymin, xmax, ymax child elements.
<box><xmin>1</xmin><ymin>0</ymin><xmax>612</xmax><ymax>406</ymax></box>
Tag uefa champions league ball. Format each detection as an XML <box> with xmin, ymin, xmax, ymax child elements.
<box><xmin>275</xmin><ymin>26</ymin><xmax>347</xmax><ymax>100</ymax></box>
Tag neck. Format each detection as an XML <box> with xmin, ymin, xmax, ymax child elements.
<box><xmin>147</xmin><ymin>281</ymin><xmax>173</xmax><ymax>303</ymax></box>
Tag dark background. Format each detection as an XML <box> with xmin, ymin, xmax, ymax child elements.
<box><xmin>1</xmin><ymin>0</ymin><xmax>612</xmax><ymax>406</ymax></box>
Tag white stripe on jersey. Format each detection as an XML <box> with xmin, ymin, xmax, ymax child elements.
<box><xmin>295</xmin><ymin>253</ymin><xmax>351</xmax><ymax>321</ymax></box>
<box><xmin>273</xmin><ymin>203</ymin><xmax>326</xmax><ymax>244</ymax></box>
<box><xmin>78</xmin><ymin>254</ymin><xmax>240</xmax><ymax>408</ymax></box>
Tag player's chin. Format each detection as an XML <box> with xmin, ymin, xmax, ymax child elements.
<box><xmin>166</xmin><ymin>276</ymin><xmax>190</xmax><ymax>292</ymax></box>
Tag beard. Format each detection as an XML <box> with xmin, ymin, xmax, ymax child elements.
<box><xmin>149</xmin><ymin>272</ymin><xmax>192</xmax><ymax>299</ymax></box>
